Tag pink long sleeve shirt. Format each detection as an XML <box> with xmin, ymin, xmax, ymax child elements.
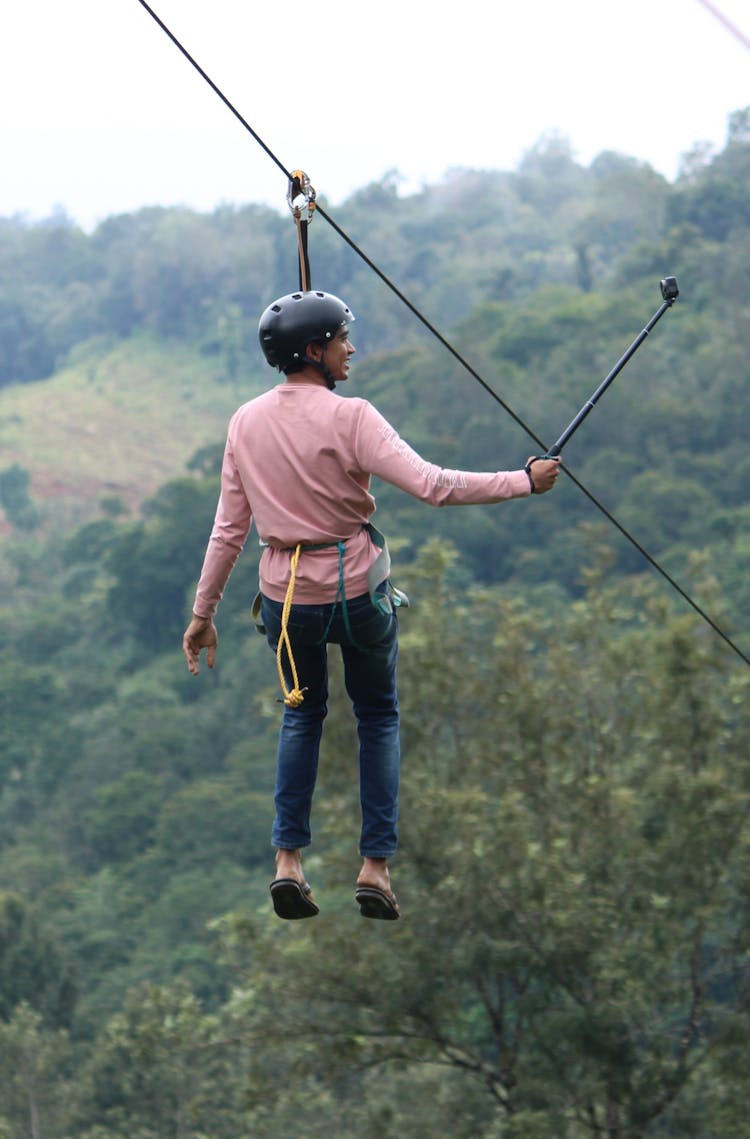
<box><xmin>193</xmin><ymin>381</ymin><xmax>531</xmax><ymax>616</ymax></box>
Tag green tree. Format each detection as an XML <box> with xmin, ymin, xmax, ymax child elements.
<box><xmin>106</xmin><ymin>475</ymin><xmax>219</xmax><ymax>652</ymax></box>
<box><xmin>0</xmin><ymin>893</ymin><xmax>76</xmax><ymax>1028</ymax></box>
<box><xmin>670</xmin><ymin>108</ymin><xmax>750</xmax><ymax>240</ymax></box>
<box><xmin>218</xmin><ymin>544</ymin><xmax>750</xmax><ymax>1138</ymax></box>
<box><xmin>83</xmin><ymin>770</ymin><xmax>168</xmax><ymax>864</ymax></box>
<box><xmin>0</xmin><ymin>656</ymin><xmax>76</xmax><ymax>811</ymax></box>
<box><xmin>0</xmin><ymin>295</ymin><xmax>55</xmax><ymax>385</ymax></box>
<box><xmin>0</xmin><ymin>463</ymin><xmax>38</xmax><ymax>529</ymax></box>
<box><xmin>75</xmin><ymin>982</ymin><xmax>249</xmax><ymax>1139</ymax></box>
<box><xmin>0</xmin><ymin>1003</ymin><xmax>71</xmax><ymax>1139</ymax></box>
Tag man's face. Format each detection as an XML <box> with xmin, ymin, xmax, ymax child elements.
<box><xmin>312</xmin><ymin>326</ymin><xmax>356</xmax><ymax>382</ymax></box>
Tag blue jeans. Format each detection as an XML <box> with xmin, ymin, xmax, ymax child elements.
<box><xmin>260</xmin><ymin>587</ymin><xmax>400</xmax><ymax>859</ymax></box>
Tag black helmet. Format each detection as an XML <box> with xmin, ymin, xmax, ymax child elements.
<box><xmin>258</xmin><ymin>291</ymin><xmax>355</xmax><ymax>372</ymax></box>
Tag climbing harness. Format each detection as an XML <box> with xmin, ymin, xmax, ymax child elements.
<box><xmin>135</xmin><ymin>0</ymin><xmax>750</xmax><ymax>672</ymax></box>
<box><xmin>255</xmin><ymin>525</ymin><xmax>409</xmax><ymax>707</ymax></box>
<box><xmin>287</xmin><ymin>170</ymin><xmax>316</xmax><ymax>292</ymax></box>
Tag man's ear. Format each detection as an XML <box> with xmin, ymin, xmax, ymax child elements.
<box><xmin>306</xmin><ymin>341</ymin><xmax>323</xmax><ymax>362</ymax></box>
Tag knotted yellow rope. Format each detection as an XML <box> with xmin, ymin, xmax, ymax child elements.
<box><xmin>276</xmin><ymin>543</ymin><xmax>306</xmax><ymax>707</ymax></box>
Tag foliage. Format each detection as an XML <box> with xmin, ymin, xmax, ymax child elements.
<box><xmin>0</xmin><ymin>893</ymin><xmax>76</xmax><ymax>1028</ymax></box>
<box><xmin>0</xmin><ymin>463</ymin><xmax>38</xmax><ymax>529</ymax></box>
<box><xmin>0</xmin><ymin>119</ymin><xmax>749</xmax><ymax>1134</ymax></box>
<box><xmin>73</xmin><ymin>982</ymin><xmax>250</xmax><ymax>1139</ymax></box>
<box><xmin>214</xmin><ymin>544</ymin><xmax>750</xmax><ymax>1138</ymax></box>
<box><xmin>105</xmin><ymin>475</ymin><xmax>221</xmax><ymax>652</ymax></box>
<box><xmin>0</xmin><ymin>1002</ymin><xmax>72</xmax><ymax>1139</ymax></box>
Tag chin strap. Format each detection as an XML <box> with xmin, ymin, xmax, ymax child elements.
<box><xmin>320</xmin><ymin>365</ymin><xmax>336</xmax><ymax>391</ymax></box>
<box><xmin>301</xmin><ymin>353</ymin><xmax>336</xmax><ymax>390</ymax></box>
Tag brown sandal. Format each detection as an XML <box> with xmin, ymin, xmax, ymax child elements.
<box><xmin>355</xmin><ymin>885</ymin><xmax>400</xmax><ymax>920</ymax></box>
<box><xmin>270</xmin><ymin>878</ymin><xmax>320</xmax><ymax>919</ymax></box>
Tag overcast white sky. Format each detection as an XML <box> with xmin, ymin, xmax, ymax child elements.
<box><xmin>2</xmin><ymin>0</ymin><xmax>748</xmax><ymax>230</ymax></box>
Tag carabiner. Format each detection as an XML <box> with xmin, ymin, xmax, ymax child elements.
<box><xmin>287</xmin><ymin>169</ymin><xmax>316</xmax><ymax>223</ymax></box>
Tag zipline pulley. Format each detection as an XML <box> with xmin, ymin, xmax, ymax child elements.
<box><xmin>287</xmin><ymin>170</ymin><xmax>316</xmax><ymax>292</ymax></box>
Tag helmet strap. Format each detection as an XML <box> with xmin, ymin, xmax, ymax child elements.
<box><xmin>302</xmin><ymin>344</ymin><xmax>336</xmax><ymax>390</ymax></box>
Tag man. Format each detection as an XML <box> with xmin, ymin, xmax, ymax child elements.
<box><xmin>182</xmin><ymin>290</ymin><xmax>560</xmax><ymax>921</ymax></box>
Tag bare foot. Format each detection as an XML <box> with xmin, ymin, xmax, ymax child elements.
<box><xmin>356</xmin><ymin>857</ymin><xmax>400</xmax><ymax>919</ymax></box>
<box><xmin>275</xmin><ymin>848</ymin><xmax>305</xmax><ymax>885</ymax></box>
<box><xmin>356</xmin><ymin>856</ymin><xmax>393</xmax><ymax>896</ymax></box>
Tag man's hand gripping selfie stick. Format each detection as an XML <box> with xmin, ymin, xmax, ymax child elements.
<box><xmin>531</xmin><ymin>277</ymin><xmax>680</xmax><ymax>463</ymax></box>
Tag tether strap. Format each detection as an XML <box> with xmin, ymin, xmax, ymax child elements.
<box><xmin>287</xmin><ymin>170</ymin><xmax>316</xmax><ymax>292</ymax></box>
<box><xmin>296</xmin><ymin>214</ymin><xmax>311</xmax><ymax>291</ymax></box>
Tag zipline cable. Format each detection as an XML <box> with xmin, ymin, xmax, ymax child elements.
<box><xmin>135</xmin><ymin>0</ymin><xmax>750</xmax><ymax>671</ymax></box>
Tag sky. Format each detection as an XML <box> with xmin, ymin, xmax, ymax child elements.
<box><xmin>2</xmin><ymin>0</ymin><xmax>749</xmax><ymax>231</ymax></box>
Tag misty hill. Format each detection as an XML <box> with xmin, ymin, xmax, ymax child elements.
<box><xmin>0</xmin><ymin>335</ymin><xmax>253</xmax><ymax>531</ymax></box>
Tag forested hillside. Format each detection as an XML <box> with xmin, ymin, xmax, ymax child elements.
<box><xmin>0</xmin><ymin>113</ymin><xmax>749</xmax><ymax>1137</ymax></box>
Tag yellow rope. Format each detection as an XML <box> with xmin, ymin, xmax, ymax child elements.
<box><xmin>276</xmin><ymin>544</ymin><xmax>306</xmax><ymax>707</ymax></box>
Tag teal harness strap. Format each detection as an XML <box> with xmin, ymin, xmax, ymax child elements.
<box><xmin>316</xmin><ymin>540</ymin><xmax>364</xmax><ymax>648</ymax></box>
